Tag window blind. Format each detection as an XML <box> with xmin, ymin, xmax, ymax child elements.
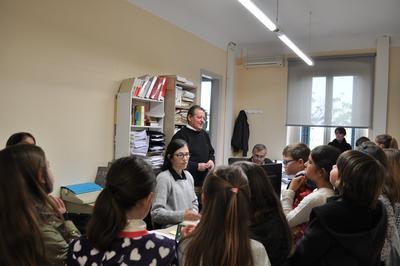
<box><xmin>286</xmin><ymin>55</ymin><xmax>375</xmax><ymax>128</ymax></box>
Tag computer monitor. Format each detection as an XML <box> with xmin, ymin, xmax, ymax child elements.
<box><xmin>260</xmin><ymin>163</ymin><xmax>282</xmax><ymax>198</ymax></box>
<box><xmin>228</xmin><ymin>157</ymin><xmax>248</xmax><ymax>165</ymax></box>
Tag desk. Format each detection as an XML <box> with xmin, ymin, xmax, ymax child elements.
<box><xmin>153</xmin><ymin>225</ymin><xmax>177</xmax><ymax>240</ymax></box>
<box><xmin>153</xmin><ymin>220</ymin><xmax>199</xmax><ymax>240</ymax></box>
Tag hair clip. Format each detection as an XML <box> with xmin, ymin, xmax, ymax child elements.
<box><xmin>231</xmin><ymin>187</ymin><xmax>238</xmax><ymax>193</ymax></box>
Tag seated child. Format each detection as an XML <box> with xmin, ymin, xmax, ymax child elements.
<box><xmin>291</xmin><ymin>150</ymin><xmax>387</xmax><ymax>266</ymax></box>
<box><xmin>178</xmin><ymin>165</ymin><xmax>271</xmax><ymax>266</ymax></box>
<box><xmin>282</xmin><ymin>143</ymin><xmax>314</xmax><ymax>208</ymax></box>
<box><xmin>68</xmin><ymin>156</ymin><xmax>177</xmax><ymax>265</ymax></box>
<box><xmin>281</xmin><ymin>145</ymin><xmax>340</xmax><ymax>239</ymax></box>
<box><xmin>3</xmin><ymin>144</ymin><xmax>80</xmax><ymax>264</ymax></box>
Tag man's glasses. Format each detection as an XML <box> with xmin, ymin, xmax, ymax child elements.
<box><xmin>174</xmin><ymin>152</ymin><xmax>190</xmax><ymax>158</ymax></box>
<box><xmin>282</xmin><ymin>159</ymin><xmax>296</xmax><ymax>165</ymax></box>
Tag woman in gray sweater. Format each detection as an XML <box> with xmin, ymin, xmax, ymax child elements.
<box><xmin>151</xmin><ymin>139</ymin><xmax>200</xmax><ymax>228</ymax></box>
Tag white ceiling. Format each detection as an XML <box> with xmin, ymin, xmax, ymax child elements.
<box><xmin>128</xmin><ymin>0</ymin><xmax>400</xmax><ymax>57</ymax></box>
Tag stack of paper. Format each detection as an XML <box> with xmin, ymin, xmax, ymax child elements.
<box><xmin>175</xmin><ymin>86</ymin><xmax>183</xmax><ymax>106</ymax></box>
<box><xmin>175</xmin><ymin>109</ymin><xmax>187</xmax><ymax>125</ymax></box>
<box><xmin>176</xmin><ymin>75</ymin><xmax>187</xmax><ymax>83</ymax></box>
<box><xmin>130</xmin><ymin>130</ymin><xmax>149</xmax><ymax>156</ymax></box>
<box><xmin>180</xmin><ymin>88</ymin><xmax>196</xmax><ymax>108</ymax></box>
<box><xmin>147</xmin><ymin>131</ymin><xmax>165</xmax><ymax>172</ymax></box>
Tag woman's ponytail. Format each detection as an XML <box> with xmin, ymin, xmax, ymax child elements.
<box><xmin>87</xmin><ymin>188</ymin><xmax>126</xmax><ymax>251</ymax></box>
<box><xmin>86</xmin><ymin>156</ymin><xmax>155</xmax><ymax>251</ymax></box>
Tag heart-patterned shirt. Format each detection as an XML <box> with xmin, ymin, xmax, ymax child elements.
<box><xmin>67</xmin><ymin>223</ymin><xmax>177</xmax><ymax>266</ymax></box>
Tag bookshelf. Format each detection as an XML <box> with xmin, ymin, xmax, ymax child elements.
<box><xmin>164</xmin><ymin>75</ymin><xmax>198</xmax><ymax>144</ymax></box>
<box><xmin>115</xmin><ymin>77</ymin><xmax>166</xmax><ymax>171</ymax></box>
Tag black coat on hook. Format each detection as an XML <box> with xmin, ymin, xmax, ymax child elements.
<box><xmin>231</xmin><ymin>110</ymin><xmax>250</xmax><ymax>156</ymax></box>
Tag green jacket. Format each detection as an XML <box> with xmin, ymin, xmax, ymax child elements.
<box><xmin>38</xmin><ymin>206</ymin><xmax>81</xmax><ymax>265</ymax></box>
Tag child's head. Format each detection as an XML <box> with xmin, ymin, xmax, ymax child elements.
<box><xmin>282</xmin><ymin>143</ymin><xmax>310</xmax><ymax>175</ymax></box>
<box><xmin>334</xmin><ymin>127</ymin><xmax>346</xmax><ymax>141</ymax></box>
<box><xmin>234</xmin><ymin>161</ymin><xmax>293</xmax><ymax>255</ymax></box>
<box><xmin>375</xmin><ymin>134</ymin><xmax>398</xmax><ymax>149</ymax></box>
<box><xmin>384</xmin><ymin>148</ymin><xmax>400</xmax><ymax>178</ymax></box>
<box><xmin>6</xmin><ymin>132</ymin><xmax>36</xmax><ymax>147</ymax></box>
<box><xmin>306</xmin><ymin>145</ymin><xmax>340</xmax><ymax>184</ymax></box>
<box><xmin>383</xmin><ymin>148</ymin><xmax>400</xmax><ymax>203</ymax></box>
<box><xmin>184</xmin><ymin>165</ymin><xmax>253</xmax><ymax>266</ymax></box>
<box><xmin>355</xmin><ymin>136</ymin><xmax>370</xmax><ymax>147</ymax></box>
<box><xmin>233</xmin><ymin>161</ymin><xmax>277</xmax><ymax>212</ymax></box>
<box><xmin>2</xmin><ymin>144</ymin><xmax>53</xmax><ymax>197</ymax></box>
<box><xmin>87</xmin><ymin>156</ymin><xmax>155</xmax><ymax>251</ymax></box>
<box><xmin>162</xmin><ymin>139</ymin><xmax>189</xmax><ymax>171</ymax></box>
<box><xmin>357</xmin><ymin>141</ymin><xmax>388</xmax><ymax>168</ymax></box>
<box><xmin>335</xmin><ymin>150</ymin><xmax>384</xmax><ymax>208</ymax></box>
<box><xmin>357</xmin><ymin>141</ymin><xmax>399</xmax><ymax>201</ymax></box>
<box><xmin>0</xmin><ymin>146</ymin><xmax>47</xmax><ymax>265</ymax></box>
<box><xmin>201</xmin><ymin>165</ymin><xmax>250</xmax><ymax>226</ymax></box>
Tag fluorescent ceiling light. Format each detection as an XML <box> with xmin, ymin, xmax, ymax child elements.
<box><xmin>237</xmin><ymin>0</ymin><xmax>313</xmax><ymax>66</ymax></box>
<box><xmin>237</xmin><ymin>0</ymin><xmax>277</xmax><ymax>32</ymax></box>
<box><xmin>278</xmin><ymin>33</ymin><xmax>314</xmax><ymax>66</ymax></box>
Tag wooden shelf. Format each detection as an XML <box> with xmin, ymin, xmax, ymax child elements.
<box><xmin>132</xmin><ymin>96</ymin><xmax>164</xmax><ymax>103</ymax></box>
<box><xmin>176</xmin><ymin>81</ymin><xmax>197</xmax><ymax>90</ymax></box>
<box><xmin>164</xmin><ymin>76</ymin><xmax>198</xmax><ymax>143</ymax></box>
<box><xmin>131</xmin><ymin>125</ymin><xmax>162</xmax><ymax>129</ymax></box>
<box><xmin>115</xmin><ymin>77</ymin><xmax>165</xmax><ymax>159</ymax></box>
<box><xmin>175</xmin><ymin>106</ymin><xmax>190</xmax><ymax>110</ymax></box>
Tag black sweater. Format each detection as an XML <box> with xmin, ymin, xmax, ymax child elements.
<box><xmin>328</xmin><ymin>138</ymin><xmax>352</xmax><ymax>153</ymax></box>
<box><xmin>172</xmin><ymin>127</ymin><xmax>214</xmax><ymax>186</ymax></box>
<box><xmin>290</xmin><ymin>196</ymin><xmax>387</xmax><ymax>266</ymax></box>
<box><xmin>250</xmin><ymin>210</ymin><xmax>290</xmax><ymax>266</ymax></box>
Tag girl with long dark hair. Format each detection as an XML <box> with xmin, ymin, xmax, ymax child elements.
<box><xmin>235</xmin><ymin>161</ymin><xmax>293</xmax><ymax>266</ymax></box>
<box><xmin>1</xmin><ymin>144</ymin><xmax>80</xmax><ymax>265</ymax></box>
<box><xmin>68</xmin><ymin>156</ymin><xmax>177</xmax><ymax>265</ymax></box>
<box><xmin>0</xmin><ymin>145</ymin><xmax>47</xmax><ymax>265</ymax></box>
<box><xmin>178</xmin><ymin>165</ymin><xmax>271</xmax><ymax>266</ymax></box>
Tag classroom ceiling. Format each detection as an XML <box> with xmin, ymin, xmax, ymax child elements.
<box><xmin>128</xmin><ymin>0</ymin><xmax>400</xmax><ymax>58</ymax></box>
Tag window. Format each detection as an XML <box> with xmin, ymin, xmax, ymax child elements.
<box><xmin>199</xmin><ymin>72</ymin><xmax>222</xmax><ymax>159</ymax></box>
<box><xmin>297</xmin><ymin>126</ymin><xmax>368</xmax><ymax>150</ymax></box>
<box><xmin>200</xmin><ymin>78</ymin><xmax>212</xmax><ymax>132</ymax></box>
<box><xmin>286</xmin><ymin>55</ymin><xmax>374</xmax><ymax>147</ymax></box>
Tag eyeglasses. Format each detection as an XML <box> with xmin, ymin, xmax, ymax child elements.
<box><xmin>282</xmin><ymin>159</ymin><xmax>296</xmax><ymax>165</ymax></box>
<box><xmin>174</xmin><ymin>152</ymin><xmax>190</xmax><ymax>158</ymax></box>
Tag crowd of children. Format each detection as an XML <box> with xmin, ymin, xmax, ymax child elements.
<box><xmin>0</xmin><ymin>130</ymin><xmax>399</xmax><ymax>266</ymax></box>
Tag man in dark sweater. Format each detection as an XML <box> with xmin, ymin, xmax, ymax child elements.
<box><xmin>328</xmin><ymin>127</ymin><xmax>352</xmax><ymax>153</ymax></box>
<box><xmin>248</xmin><ymin>144</ymin><xmax>273</xmax><ymax>165</ymax></box>
<box><xmin>172</xmin><ymin>105</ymin><xmax>215</xmax><ymax>187</ymax></box>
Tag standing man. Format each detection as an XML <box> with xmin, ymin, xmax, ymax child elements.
<box><xmin>328</xmin><ymin>127</ymin><xmax>352</xmax><ymax>153</ymax></box>
<box><xmin>172</xmin><ymin>105</ymin><xmax>215</xmax><ymax>187</ymax></box>
<box><xmin>249</xmin><ymin>144</ymin><xmax>273</xmax><ymax>165</ymax></box>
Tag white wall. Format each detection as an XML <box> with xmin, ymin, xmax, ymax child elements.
<box><xmin>0</xmin><ymin>0</ymin><xmax>227</xmax><ymax>194</ymax></box>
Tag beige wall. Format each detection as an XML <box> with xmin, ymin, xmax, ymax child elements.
<box><xmin>387</xmin><ymin>47</ymin><xmax>400</xmax><ymax>139</ymax></box>
<box><xmin>234</xmin><ymin>48</ymin><xmax>400</xmax><ymax>159</ymax></box>
<box><xmin>234</xmin><ymin>65</ymin><xmax>288</xmax><ymax>160</ymax></box>
<box><xmin>0</xmin><ymin>0</ymin><xmax>226</xmax><ymax>193</ymax></box>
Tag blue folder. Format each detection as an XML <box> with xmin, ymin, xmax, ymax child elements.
<box><xmin>62</xmin><ymin>182</ymin><xmax>102</xmax><ymax>195</ymax></box>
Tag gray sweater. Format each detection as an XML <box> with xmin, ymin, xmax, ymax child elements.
<box><xmin>151</xmin><ymin>169</ymin><xmax>199</xmax><ymax>227</ymax></box>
